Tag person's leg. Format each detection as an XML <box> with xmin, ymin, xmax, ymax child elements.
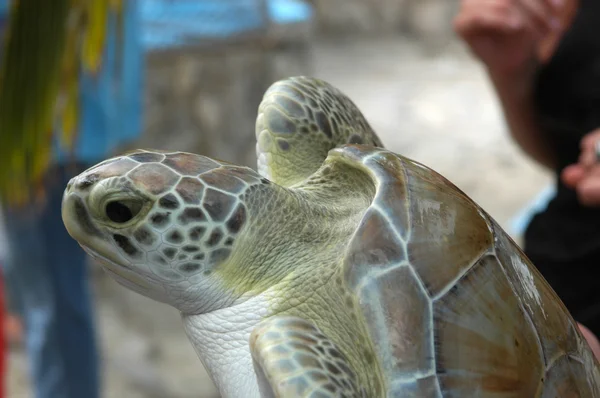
<box><xmin>0</xmin><ymin>271</ymin><xmax>6</xmax><ymax>398</ymax></box>
<box><xmin>1</xmin><ymin>214</ymin><xmax>24</xmax><ymax>348</ymax></box>
<box><xmin>1</xmin><ymin>205</ymin><xmax>67</xmax><ymax>398</ymax></box>
<box><xmin>40</xmin><ymin>164</ymin><xmax>100</xmax><ymax>398</ymax></box>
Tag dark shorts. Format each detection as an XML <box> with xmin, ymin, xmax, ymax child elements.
<box><xmin>524</xmin><ymin>210</ymin><xmax>600</xmax><ymax>335</ymax></box>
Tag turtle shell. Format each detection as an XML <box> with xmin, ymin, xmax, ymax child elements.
<box><xmin>337</xmin><ymin>145</ymin><xmax>600</xmax><ymax>397</ymax></box>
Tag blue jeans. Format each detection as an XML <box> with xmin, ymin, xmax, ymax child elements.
<box><xmin>1</xmin><ymin>164</ymin><xmax>100</xmax><ymax>398</ymax></box>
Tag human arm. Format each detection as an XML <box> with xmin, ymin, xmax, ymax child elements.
<box><xmin>488</xmin><ymin>66</ymin><xmax>556</xmax><ymax>169</ymax></box>
<box><xmin>453</xmin><ymin>0</ymin><xmax>575</xmax><ymax>170</ymax></box>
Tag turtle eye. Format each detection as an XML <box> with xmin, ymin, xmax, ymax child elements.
<box><xmin>105</xmin><ymin>200</ymin><xmax>142</xmax><ymax>224</ymax></box>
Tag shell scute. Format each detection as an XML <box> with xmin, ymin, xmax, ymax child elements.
<box><xmin>356</xmin><ymin>264</ymin><xmax>433</xmax><ymax>383</ymax></box>
<box><xmin>492</xmin><ymin>222</ymin><xmax>580</xmax><ymax>364</ymax></box>
<box><xmin>362</xmin><ymin>151</ymin><xmax>410</xmax><ymax>240</ymax></box>
<box><xmin>403</xmin><ymin>157</ymin><xmax>470</xmax><ymax>201</ymax></box>
<box><xmin>540</xmin><ymin>354</ymin><xmax>600</xmax><ymax>398</ymax></box>
<box><xmin>433</xmin><ymin>254</ymin><xmax>544</xmax><ymax>397</ymax></box>
<box><xmin>342</xmin><ymin>207</ymin><xmax>406</xmax><ymax>291</ymax></box>
<box><xmin>492</xmin><ymin>221</ymin><xmax>600</xmax><ymax>392</ymax></box>
<box><xmin>402</xmin><ymin>159</ymin><xmax>493</xmax><ymax>297</ymax></box>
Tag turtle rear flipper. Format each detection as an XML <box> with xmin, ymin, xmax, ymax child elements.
<box><xmin>250</xmin><ymin>316</ymin><xmax>366</xmax><ymax>398</ymax></box>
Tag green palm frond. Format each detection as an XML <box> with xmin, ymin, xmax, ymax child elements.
<box><xmin>0</xmin><ymin>0</ymin><xmax>122</xmax><ymax>207</ymax></box>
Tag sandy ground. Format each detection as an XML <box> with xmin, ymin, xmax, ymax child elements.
<box><xmin>6</xmin><ymin>36</ymin><xmax>551</xmax><ymax>397</ymax></box>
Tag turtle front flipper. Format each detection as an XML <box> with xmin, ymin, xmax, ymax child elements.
<box><xmin>255</xmin><ymin>76</ymin><xmax>384</xmax><ymax>187</ymax></box>
<box><xmin>249</xmin><ymin>316</ymin><xmax>366</xmax><ymax>398</ymax></box>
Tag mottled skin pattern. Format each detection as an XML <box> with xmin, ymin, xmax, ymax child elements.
<box><xmin>62</xmin><ymin>76</ymin><xmax>600</xmax><ymax>397</ymax></box>
<box><xmin>250</xmin><ymin>317</ymin><xmax>364</xmax><ymax>397</ymax></box>
<box><xmin>256</xmin><ymin>76</ymin><xmax>383</xmax><ymax>187</ymax></box>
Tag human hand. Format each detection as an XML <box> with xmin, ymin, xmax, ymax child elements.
<box><xmin>578</xmin><ymin>323</ymin><xmax>600</xmax><ymax>361</ymax></box>
<box><xmin>454</xmin><ymin>0</ymin><xmax>569</xmax><ymax>78</ymax></box>
<box><xmin>561</xmin><ymin>129</ymin><xmax>600</xmax><ymax>207</ymax></box>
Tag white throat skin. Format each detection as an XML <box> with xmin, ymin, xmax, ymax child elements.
<box><xmin>181</xmin><ymin>292</ymin><xmax>274</xmax><ymax>398</ymax></box>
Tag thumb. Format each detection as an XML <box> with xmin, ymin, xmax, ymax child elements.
<box><xmin>577</xmin><ymin>175</ymin><xmax>600</xmax><ymax>207</ymax></box>
<box><xmin>561</xmin><ymin>164</ymin><xmax>586</xmax><ymax>188</ymax></box>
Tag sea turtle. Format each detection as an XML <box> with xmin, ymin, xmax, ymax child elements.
<box><xmin>62</xmin><ymin>76</ymin><xmax>600</xmax><ymax>397</ymax></box>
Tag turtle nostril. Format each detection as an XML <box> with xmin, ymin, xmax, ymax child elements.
<box><xmin>105</xmin><ymin>200</ymin><xmax>142</xmax><ymax>224</ymax></box>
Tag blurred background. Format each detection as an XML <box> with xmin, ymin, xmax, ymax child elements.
<box><xmin>1</xmin><ymin>0</ymin><xmax>552</xmax><ymax>397</ymax></box>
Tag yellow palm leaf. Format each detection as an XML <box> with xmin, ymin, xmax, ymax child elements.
<box><xmin>81</xmin><ymin>0</ymin><xmax>109</xmax><ymax>74</ymax></box>
<box><xmin>0</xmin><ymin>0</ymin><xmax>123</xmax><ymax>207</ymax></box>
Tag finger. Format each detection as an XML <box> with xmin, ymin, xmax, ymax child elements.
<box><xmin>579</xmin><ymin>141</ymin><xmax>600</xmax><ymax>168</ymax></box>
<box><xmin>455</xmin><ymin>0</ymin><xmax>522</xmax><ymax>36</ymax></box>
<box><xmin>517</xmin><ymin>0</ymin><xmax>558</xmax><ymax>38</ymax></box>
<box><xmin>543</xmin><ymin>0</ymin><xmax>564</xmax><ymax>12</ymax></box>
<box><xmin>576</xmin><ymin>173</ymin><xmax>600</xmax><ymax>207</ymax></box>
<box><xmin>580</xmin><ymin>128</ymin><xmax>600</xmax><ymax>151</ymax></box>
<box><xmin>458</xmin><ymin>0</ymin><xmax>514</xmax><ymax>17</ymax></box>
<box><xmin>561</xmin><ymin>164</ymin><xmax>586</xmax><ymax>188</ymax></box>
<box><xmin>579</xmin><ymin>149</ymin><xmax>598</xmax><ymax>168</ymax></box>
<box><xmin>536</xmin><ymin>0</ymin><xmax>576</xmax><ymax>62</ymax></box>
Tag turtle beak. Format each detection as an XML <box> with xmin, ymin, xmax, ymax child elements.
<box><xmin>61</xmin><ymin>189</ymin><xmax>161</xmax><ymax>294</ymax></box>
<box><xmin>62</xmin><ymin>189</ymin><xmax>103</xmax><ymax>241</ymax></box>
<box><xmin>61</xmin><ymin>189</ymin><xmax>115</xmax><ymax>264</ymax></box>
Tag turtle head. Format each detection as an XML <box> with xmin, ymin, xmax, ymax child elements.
<box><xmin>61</xmin><ymin>150</ymin><xmax>267</xmax><ymax>314</ymax></box>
